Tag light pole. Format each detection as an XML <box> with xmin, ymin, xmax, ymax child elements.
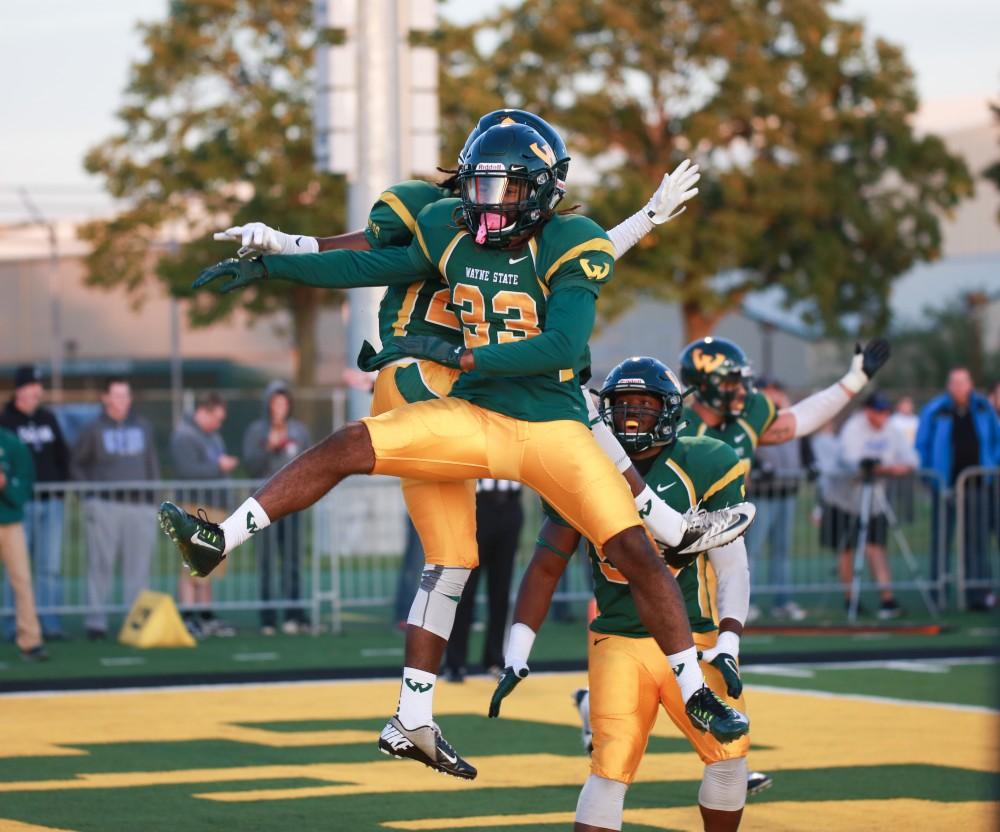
<box><xmin>314</xmin><ymin>0</ymin><xmax>439</xmax><ymax>419</ymax></box>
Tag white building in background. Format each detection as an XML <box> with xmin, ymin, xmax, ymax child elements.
<box><xmin>1</xmin><ymin>118</ymin><xmax>997</xmax><ymax>392</ymax></box>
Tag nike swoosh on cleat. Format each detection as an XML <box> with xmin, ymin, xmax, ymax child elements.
<box><xmin>189</xmin><ymin>531</ymin><xmax>221</xmax><ymax>551</ymax></box>
<box><xmin>439</xmin><ymin>748</ymin><xmax>458</xmax><ymax>765</ymax></box>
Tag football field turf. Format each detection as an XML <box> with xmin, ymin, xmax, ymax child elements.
<box><xmin>0</xmin><ymin>661</ymin><xmax>996</xmax><ymax>831</ymax></box>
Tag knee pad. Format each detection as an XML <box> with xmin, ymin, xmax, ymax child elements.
<box><xmin>406</xmin><ymin>566</ymin><xmax>470</xmax><ymax>639</ymax></box>
<box><xmin>575</xmin><ymin>774</ymin><xmax>628</xmax><ymax>830</ymax></box>
<box><xmin>699</xmin><ymin>757</ymin><xmax>748</xmax><ymax>812</ymax></box>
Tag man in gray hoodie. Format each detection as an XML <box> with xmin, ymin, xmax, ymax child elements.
<box><xmin>71</xmin><ymin>377</ymin><xmax>160</xmax><ymax>639</ymax></box>
<box><xmin>170</xmin><ymin>392</ymin><xmax>238</xmax><ymax>637</ymax></box>
<box><xmin>242</xmin><ymin>381</ymin><xmax>311</xmax><ymax>633</ymax></box>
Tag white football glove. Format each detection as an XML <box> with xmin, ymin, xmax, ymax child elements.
<box><xmin>699</xmin><ymin>630</ymin><xmax>741</xmax><ymax>663</ymax></box>
<box><xmin>645</xmin><ymin>159</ymin><xmax>701</xmax><ymax>224</ymax></box>
<box><xmin>213</xmin><ymin>222</ymin><xmax>318</xmax><ymax>257</ymax></box>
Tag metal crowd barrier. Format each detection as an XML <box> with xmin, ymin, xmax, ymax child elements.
<box><xmin>3</xmin><ymin>468</ymin><xmax>993</xmax><ymax>636</ymax></box>
<box><xmin>954</xmin><ymin>466</ymin><xmax>1000</xmax><ymax>611</ymax></box>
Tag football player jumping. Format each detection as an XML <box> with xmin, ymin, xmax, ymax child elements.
<box><xmin>160</xmin><ymin>121</ymin><xmax>753</xmax><ymax>780</ymax></box>
<box><xmin>490</xmin><ymin>357</ymin><xmax>755</xmax><ymax>832</ymax></box>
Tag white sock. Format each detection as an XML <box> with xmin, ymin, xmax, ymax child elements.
<box><xmin>668</xmin><ymin>645</ymin><xmax>705</xmax><ymax>702</ymax></box>
<box><xmin>396</xmin><ymin>666</ymin><xmax>437</xmax><ymax>728</ymax></box>
<box><xmin>219</xmin><ymin>497</ymin><xmax>270</xmax><ymax>554</ymax></box>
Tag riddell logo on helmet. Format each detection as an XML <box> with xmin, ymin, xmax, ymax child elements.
<box><xmin>475</xmin><ymin>162</ymin><xmax>506</xmax><ymax>171</ymax></box>
<box><xmin>617</xmin><ymin>378</ymin><xmax>646</xmax><ymax>385</ymax></box>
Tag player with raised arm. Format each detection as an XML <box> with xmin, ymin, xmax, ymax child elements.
<box><xmin>674</xmin><ymin>334</ymin><xmax>890</xmax><ymax>796</ymax></box>
<box><xmin>207</xmin><ymin>109</ymin><xmax>720</xmax><ymax>578</ymax></box>
<box><xmin>159</xmin><ymin>122</ymin><xmax>751</xmax><ymax>781</ymax></box>
<box><xmin>490</xmin><ymin>357</ymin><xmax>753</xmax><ymax>832</ymax></box>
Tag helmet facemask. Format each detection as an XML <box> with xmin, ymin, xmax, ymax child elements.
<box><xmin>601</xmin><ymin>389</ymin><xmax>685</xmax><ymax>454</ymax></box>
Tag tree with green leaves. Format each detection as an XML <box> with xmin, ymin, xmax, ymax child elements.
<box><xmin>80</xmin><ymin>0</ymin><xmax>345</xmax><ymax>387</ymax></box>
<box><xmin>447</xmin><ymin>0</ymin><xmax>973</xmax><ymax>339</ymax></box>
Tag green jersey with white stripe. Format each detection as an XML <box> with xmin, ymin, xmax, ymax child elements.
<box><xmin>544</xmin><ymin>435</ymin><xmax>746</xmax><ymax>635</ymax></box>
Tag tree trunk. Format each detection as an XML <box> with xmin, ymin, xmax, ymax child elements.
<box><xmin>681</xmin><ymin>301</ymin><xmax>726</xmax><ymax>343</ymax></box>
<box><xmin>289</xmin><ymin>287</ymin><xmax>321</xmax><ymax>388</ymax></box>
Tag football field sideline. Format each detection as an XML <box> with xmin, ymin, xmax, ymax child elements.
<box><xmin>0</xmin><ymin>663</ymin><xmax>996</xmax><ymax>831</ymax></box>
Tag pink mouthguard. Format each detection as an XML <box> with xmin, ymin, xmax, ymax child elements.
<box><xmin>476</xmin><ymin>212</ymin><xmax>504</xmax><ymax>244</ymax></box>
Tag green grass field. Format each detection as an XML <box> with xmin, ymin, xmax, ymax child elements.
<box><xmin>0</xmin><ymin>600</ymin><xmax>997</xmax><ymax>832</ymax></box>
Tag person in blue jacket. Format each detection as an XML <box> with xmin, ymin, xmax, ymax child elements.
<box><xmin>916</xmin><ymin>367</ymin><xmax>1000</xmax><ymax>610</ymax></box>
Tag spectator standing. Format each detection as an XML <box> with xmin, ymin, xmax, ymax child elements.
<box><xmin>71</xmin><ymin>377</ymin><xmax>160</xmax><ymax>640</ymax></box>
<box><xmin>829</xmin><ymin>393</ymin><xmax>917</xmax><ymax>618</ymax></box>
<box><xmin>746</xmin><ymin>381</ymin><xmax>806</xmax><ymax>621</ymax></box>
<box><xmin>0</xmin><ymin>366</ymin><xmax>70</xmax><ymax>640</ymax></box>
<box><xmin>445</xmin><ymin>479</ymin><xmax>524</xmax><ymax>681</ymax></box>
<box><xmin>0</xmin><ymin>427</ymin><xmax>46</xmax><ymax>661</ymax></box>
<box><xmin>916</xmin><ymin>367</ymin><xmax>1000</xmax><ymax>610</ymax></box>
<box><xmin>888</xmin><ymin>396</ymin><xmax>919</xmax><ymax>448</ymax></box>
<box><xmin>170</xmin><ymin>392</ymin><xmax>238</xmax><ymax>637</ymax></box>
<box><xmin>242</xmin><ymin>381</ymin><xmax>311</xmax><ymax>634</ymax></box>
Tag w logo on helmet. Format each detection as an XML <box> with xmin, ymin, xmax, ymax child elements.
<box><xmin>580</xmin><ymin>258</ymin><xmax>610</xmax><ymax>280</ymax></box>
<box><xmin>691</xmin><ymin>348</ymin><xmax>727</xmax><ymax>373</ymax></box>
<box><xmin>529</xmin><ymin>141</ymin><xmax>556</xmax><ymax>166</ymax></box>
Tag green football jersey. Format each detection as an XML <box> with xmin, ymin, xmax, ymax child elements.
<box><xmin>544</xmin><ymin>436</ymin><xmax>745</xmax><ymax>636</ymax></box>
<box><xmin>678</xmin><ymin>389</ymin><xmax>777</xmax><ymax>464</ymax></box>
<box><xmin>364</xmin><ymin>180</ymin><xmax>463</xmax><ymax>345</ymax></box>
<box><xmin>405</xmin><ymin>198</ymin><xmax>616</xmax><ymax>423</ymax></box>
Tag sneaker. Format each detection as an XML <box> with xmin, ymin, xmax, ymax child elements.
<box><xmin>377</xmin><ymin>717</ymin><xmax>477</xmax><ymax>780</ymax></box>
<box><xmin>158</xmin><ymin>501</ymin><xmax>227</xmax><ymax>578</ymax></box>
<box><xmin>260</xmin><ymin>625</ymin><xmax>276</xmax><ymax>636</ymax></box>
<box><xmin>844</xmin><ymin>597</ymin><xmax>867</xmax><ymax>617</ymax></box>
<box><xmin>20</xmin><ymin>645</ymin><xmax>49</xmax><ymax>663</ymax></box>
<box><xmin>670</xmin><ymin>502</ymin><xmax>757</xmax><ymax>557</ymax></box>
<box><xmin>747</xmin><ymin>770</ymin><xmax>774</xmax><ymax>797</ymax></box>
<box><xmin>202</xmin><ymin>618</ymin><xmax>237</xmax><ymax>637</ymax></box>
<box><xmin>684</xmin><ymin>685</ymin><xmax>750</xmax><ymax>744</ymax></box>
<box><xmin>772</xmin><ymin>601</ymin><xmax>807</xmax><ymax>622</ymax></box>
<box><xmin>573</xmin><ymin>688</ymin><xmax>593</xmax><ymax>754</ymax></box>
<box><xmin>86</xmin><ymin>628</ymin><xmax>107</xmax><ymax>642</ymax></box>
<box><xmin>183</xmin><ymin>616</ymin><xmax>204</xmax><ymax>640</ymax></box>
<box><xmin>281</xmin><ymin>619</ymin><xmax>301</xmax><ymax>636</ymax></box>
<box><xmin>877</xmin><ymin>599</ymin><xmax>903</xmax><ymax>620</ymax></box>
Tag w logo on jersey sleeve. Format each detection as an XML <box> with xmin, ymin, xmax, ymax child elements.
<box><xmin>579</xmin><ymin>257</ymin><xmax>610</xmax><ymax>280</ymax></box>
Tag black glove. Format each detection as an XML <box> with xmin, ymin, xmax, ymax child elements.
<box><xmin>488</xmin><ymin>665</ymin><xmax>529</xmax><ymax>718</ymax></box>
<box><xmin>858</xmin><ymin>338</ymin><xmax>890</xmax><ymax>380</ymax></box>
<box><xmin>357</xmin><ymin>336</ymin><xmax>466</xmax><ymax>373</ymax></box>
<box><xmin>193</xmin><ymin>257</ymin><xmax>268</xmax><ymax>293</ymax></box>
<box><xmin>698</xmin><ymin>650</ymin><xmax>743</xmax><ymax>699</ymax></box>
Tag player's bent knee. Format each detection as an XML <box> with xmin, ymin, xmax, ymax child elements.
<box><xmin>320</xmin><ymin>421</ymin><xmax>375</xmax><ymax>474</ymax></box>
<box><xmin>699</xmin><ymin>757</ymin><xmax>748</xmax><ymax>811</ymax></box>
<box><xmin>406</xmin><ymin>566</ymin><xmax>470</xmax><ymax>640</ymax></box>
<box><xmin>575</xmin><ymin>774</ymin><xmax>628</xmax><ymax>830</ymax></box>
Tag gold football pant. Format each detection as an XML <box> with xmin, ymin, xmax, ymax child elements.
<box><xmin>362</xmin><ymin>396</ymin><xmax>641</xmax><ymax>551</ymax></box>
<box><xmin>370</xmin><ymin>361</ymin><xmax>478</xmax><ymax>568</ymax></box>
<box><xmin>588</xmin><ymin>630</ymin><xmax>750</xmax><ymax>784</ymax></box>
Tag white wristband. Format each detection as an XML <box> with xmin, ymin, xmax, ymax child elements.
<box><xmin>505</xmin><ymin>623</ymin><xmax>536</xmax><ymax>674</ymax></box>
<box><xmin>714</xmin><ymin>630</ymin><xmax>741</xmax><ymax>660</ymax></box>
<box><xmin>606</xmin><ymin>209</ymin><xmax>654</xmax><ymax>260</ymax></box>
<box><xmin>284</xmin><ymin>233</ymin><xmax>319</xmax><ymax>254</ymax></box>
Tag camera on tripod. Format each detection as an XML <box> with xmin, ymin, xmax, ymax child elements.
<box><xmin>859</xmin><ymin>457</ymin><xmax>880</xmax><ymax>482</ymax></box>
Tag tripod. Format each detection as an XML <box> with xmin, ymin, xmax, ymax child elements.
<box><xmin>847</xmin><ymin>460</ymin><xmax>939</xmax><ymax>623</ymax></box>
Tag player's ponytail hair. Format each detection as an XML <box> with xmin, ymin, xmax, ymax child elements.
<box><xmin>436</xmin><ymin>167</ymin><xmax>460</xmax><ymax>194</ymax></box>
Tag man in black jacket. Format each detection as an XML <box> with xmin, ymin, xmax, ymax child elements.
<box><xmin>0</xmin><ymin>366</ymin><xmax>70</xmax><ymax>640</ymax></box>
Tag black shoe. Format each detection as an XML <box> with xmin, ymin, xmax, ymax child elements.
<box><xmin>877</xmin><ymin>599</ymin><xmax>903</xmax><ymax>620</ymax></box>
<box><xmin>684</xmin><ymin>685</ymin><xmax>750</xmax><ymax>743</ymax></box>
<box><xmin>20</xmin><ymin>645</ymin><xmax>49</xmax><ymax>663</ymax></box>
<box><xmin>747</xmin><ymin>770</ymin><xmax>774</xmax><ymax>797</ymax></box>
<box><xmin>86</xmin><ymin>628</ymin><xmax>107</xmax><ymax>642</ymax></box>
<box><xmin>158</xmin><ymin>501</ymin><xmax>227</xmax><ymax>577</ymax></box>
<box><xmin>378</xmin><ymin>717</ymin><xmax>477</xmax><ymax>780</ymax></box>
<box><xmin>844</xmin><ymin>598</ymin><xmax>867</xmax><ymax>617</ymax></box>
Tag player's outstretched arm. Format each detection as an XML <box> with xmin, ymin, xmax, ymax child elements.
<box><xmin>215</xmin><ymin>222</ymin><xmax>372</xmax><ymax>256</ymax></box>
<box><xmin>700</xmin><ymin>539</ymin><xmax>750</xmax><ymax>699</ymax></box>
<box><xmin>605</xmin><ymin>159</ymin><xmax>701</xmax><ymax>260</ymax></box>
<box><xmin>759</xmin><ymin>339</ymin><xmax>891</xmax><ymax>445</ymax></box>
<box><xmin>193</xmin><ymin>245</ymin><xmax>427</xmax><ymax>294</ymax></box>
<box><xmin>489</xmin><ymin>519</ymin><xmax>579</xmax><ymax>719</ymax></box>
